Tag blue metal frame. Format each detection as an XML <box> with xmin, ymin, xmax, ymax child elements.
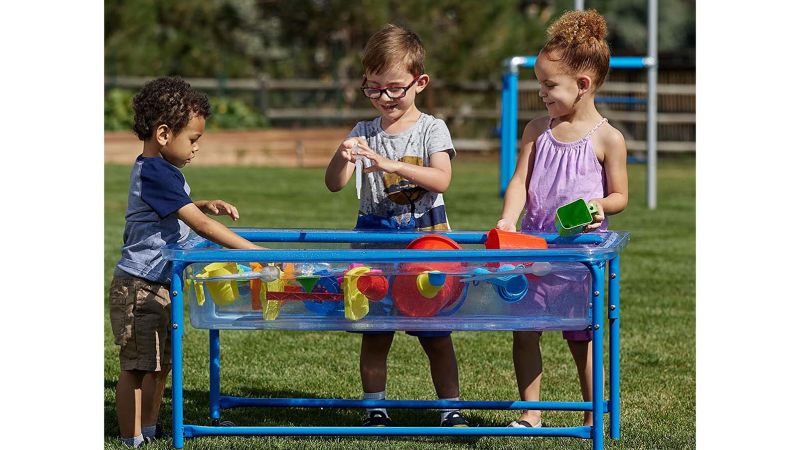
<box><xmin>167</xmin><ymin>229</ymin><xmax>627</xmax><ymax>449</ymax></box>
<box><xmin>499</xmin><ymin>56</ymin><xmax>652</xmax><ymax>196</ymax></box>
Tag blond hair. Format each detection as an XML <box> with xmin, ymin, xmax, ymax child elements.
<box><xmin>362</xmin><ymin>24</ymin><xmax>425</xmax><ymax>76</ymax></box>
<box><xmin>541</xmin><ymin>9</ymin><xmax>610</xmax><ymax>88</ymax></box>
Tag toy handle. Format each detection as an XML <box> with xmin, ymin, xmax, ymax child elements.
<box><xmin>587</xmin><ymin>201</ymin><xmax>599</xmax><ymax>215</ymax></box>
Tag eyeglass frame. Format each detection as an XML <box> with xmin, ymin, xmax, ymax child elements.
<box><xmin>360</xmin><ymin>76</ymin><xmax>422</xmax><ymax>100</ymax></box>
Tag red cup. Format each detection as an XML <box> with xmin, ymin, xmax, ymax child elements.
<box><xmin>485</xmin><ymin>229</ymin><xmax>547</xmax><ymax>268</ymax></box>
<box><xmin>485</xmin><ymin>229</ymin><xmax>547</xmax><ymax>250</ymax></box>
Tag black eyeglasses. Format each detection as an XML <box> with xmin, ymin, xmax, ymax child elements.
<box><xmin>361</xmin><ymin>76</ymin><xmax>421</xmax><ymax>100</ymax></box>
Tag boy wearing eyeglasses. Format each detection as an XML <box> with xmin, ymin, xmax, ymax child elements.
<box><xmin>324</xmin><ymin>24</ymin><xmax>467</xmax><ymax>427</ymax></box>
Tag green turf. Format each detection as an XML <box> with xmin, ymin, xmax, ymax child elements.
<box><xmin>104</xmin><ymin>156</ymin><xmax>695</xmax><ymax>449</ymax></box>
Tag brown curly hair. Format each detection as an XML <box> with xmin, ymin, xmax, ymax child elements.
<box><xmin>541</xmin><ymin>9</ymin><xmax>610</xmax><ymax>88</ymax></box>
<box><xmin>132</xmin><ymin>76</ymin><xmax>211</xmax><ymax>141</ymax></box>
<box><xmin>362</xmin><ymin>24</ymin><xmax>425</xmax><ymax>77</ymax></box>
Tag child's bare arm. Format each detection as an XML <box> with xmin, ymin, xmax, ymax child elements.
<box><xmin>178</xmin><ymin>203</ymin><xmax>262</xmax><ymax>250</ymax></box>
<box><xmin>194</xmin><ymin>199</ymin><xmax>240</xmax><ymax>221</ymax></box>
<box><xmin>325</xmin><ymin>138</ymin><xmax>359</xmax><ymax>192</ymax></box>
<box><xmin>355</xmin><ymin>138</ymin><xmax>452</xmax><ymax>193</ymax></box>
<box><xmin>497</xmin><ymin>119</ymin><xmax>546</xmax><ymax>231</ymax></box>
<box><xmin>586</xmin><ymin>128</ymin><xmax>628</xmax><ymax>229</ymax></box>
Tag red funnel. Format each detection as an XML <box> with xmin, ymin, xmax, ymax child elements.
<box><xmin>392</xmin><ymin>234</ymin><xmax>465</xmax><ymax>317</ymax></box>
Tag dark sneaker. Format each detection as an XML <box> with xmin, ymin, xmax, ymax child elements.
<box><xmin>362</xmin><ymin>411</ymin><xmax>393</xmax><ymax>427</ymax></box>
<box><xmin>141</xmin><ymin>423</ymin><xmax>165</xmax><ymax>444</ymax></box>
<box><xmin>440</xmin><ymin>411</ymin><xmax>470</xmax><ymax>427</ymax></box>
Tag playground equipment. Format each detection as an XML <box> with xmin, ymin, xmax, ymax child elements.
<box><xmin>163</xmin><ymin>228</ymin><xmax>629</xmax><ymax>449</ymax></box>
<box><xmin>499</xmin><ymin>0</ymin><xmax>659</xmax><ymax>209</ymax></box>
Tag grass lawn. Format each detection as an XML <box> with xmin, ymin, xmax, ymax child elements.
<box><xmin>104</xmin><ymin>156</ymin><xmax>695</xmax><ymax>449</ymax></box>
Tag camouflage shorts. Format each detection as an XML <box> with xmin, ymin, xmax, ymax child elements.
<box><xmin>108</xmin><ymin>275</ymin><xmax>172</xmax><ymax>372</ymax></box>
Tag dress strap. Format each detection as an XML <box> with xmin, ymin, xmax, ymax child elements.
<box><xmin>583</xmin><ymin>118</ymin><xmax>608</xmax><ymax>140</ymax></box>
<box><xmin>547</xmin><ymin>117</ymin><xmax>555</xmax><ymax>129</ymax></box>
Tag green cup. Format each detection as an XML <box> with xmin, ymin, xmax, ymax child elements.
<box><xmin>555</xmin><ymin>199</ymin><xmax>598</xmax><ymax>236</ymax></box>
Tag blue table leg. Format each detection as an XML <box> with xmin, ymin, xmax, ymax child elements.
<box><xmin>609</xmin><ymin>257</ymin><xmax>621</xmax><ymax>439</ymax></box>
<box><xmin>589</xmin><ymin>262</ymin><xmax>605</xmax><ymax>450</ymax></box>
<box><xmin>210</xmin><ymin>329</ymin><xmax>221</xmax><ymax>423</ymax></box>
<box><xmin>170</xmin><ymin>264</ymin><xmax>186</xmax><ymax>449</ymax></box>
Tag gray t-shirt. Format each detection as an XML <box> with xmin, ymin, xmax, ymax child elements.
<box><xmin>348</xmin><ymin>113</ymin><xmax>455</xmax><ymax>231</ymax></box>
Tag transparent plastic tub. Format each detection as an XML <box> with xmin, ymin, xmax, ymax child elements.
<box><xmin>162</xmin><ymin>229</ymin><xmax>629</xmax><ymax>332</ymax></box>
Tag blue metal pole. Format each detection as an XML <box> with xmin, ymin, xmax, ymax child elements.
<box><xmin>500</xmin><ymin>58</ymin><xmax>521</xmax><ymax>197</ymax></box>
<box><xmin>219</xmin><ymin>397</ymin><xmax>600</xmax><ymax>411</ymax></box>
<box><xmin>169</xmin><ymin>263</ymin><xmax>187</xmax><ymax>448</ymax></box>
<box><xmin>210</xmin><ymin>329</ymin><xmax>221</xmax><ymax>422</ymax></box>
<box><xmin>589</xmin><ymin>261</ymin><xmax>606</xmax><ymax>450</ymax></box>
<box><xmin>183</xmin><ymin>424</ymin><xmax>592</xmax><ymax>439</ymax></box>
<box><xmin>230</xmin><ymin>228</ymin><xmax>604</xmax><ymax>245</ymax></box>
<box><xmin>609</xmin><ymin>257</ymin><xmax>621</xmax><ymax>439</ymax></box>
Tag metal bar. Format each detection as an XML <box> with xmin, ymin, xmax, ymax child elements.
<box><xmin>229</xmin><ymin>229</ymin><xmax>603</xmax><ymax>245</ymax></box>
<box><xmin>219</xmin><ymin>397</ymin><xmax>604</xmax><ymax>411</ymax></box>
<box><xmin>165</xmin><ymin>248</ymin><xmax>615</xmax><ymax>264</ymax></box>
<box><xmin>609</xmin><ymin>257</ymin><xmax>621</xmax><ymax>439</ymax></box>
<box><xmin>647</xmin><ymin>0</ymin><xmax>659</xmax><ymax>209</ymax></box>
<box><xmin>512</xmin><ymin>56</ymin><xmax>650</xmax><ymax>71</ymax></box>
<box><xmin>169</xmin><ymin>262</ymin><xmax>187</xmax><ymax>448</ymax></box>
<box><xmin>183</xmin><ymin>424</ymin><xmax>592</xmax><ymax>439</ymax></box>
<box><xmin>589</xmin><ymin>261</ymin><xmax>606</xmax><ymax>449</ymax></box>
<box><xmin>500</xmin><ymin>62</ymin><xmax>520</xmax><ymax>197</ymax></box>
<box><xmin>210</xmin><ymin>330</ymin><xmax>221</xmax><ymax>421</ymax></box>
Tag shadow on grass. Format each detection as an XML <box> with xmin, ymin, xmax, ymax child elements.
<box><xmin>105</xmin><ymin>379</ymin><xmax>480</xmax><ymax>447</ymax></box>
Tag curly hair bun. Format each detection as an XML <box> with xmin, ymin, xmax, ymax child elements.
<box><xmin>547</xmin><ymin>9</ymin><xmax>607</xmax><ymax>46</ymax></box>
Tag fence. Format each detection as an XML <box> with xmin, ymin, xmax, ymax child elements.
<box><xmin>105</xmin><ymin>71</ymin><xmax>695</xmax><ymax>156</ymax></box>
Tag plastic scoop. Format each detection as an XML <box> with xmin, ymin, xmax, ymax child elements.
<box><xmin>465</xmin><ymin>265</ymin><xmax>529</xmax><ymax>303</ymax></box>
<box><xmin>555</xmin><ymin>199</ymin><xmax>598</xmax><ymax>236</ymax></box>
<box><xmin>460</xmin><ymin>262</ymin><xmax>552</xmax><ymax>283</ymax></box>
<box><xmin>200</xmin><ymin>265</ymin><xmax>280</xmax><ymax>283</ymax></box>
<box><xmin>195</xmin><ymin>262</ymin><xmax>240</xmax><ymax>305</ymax></box>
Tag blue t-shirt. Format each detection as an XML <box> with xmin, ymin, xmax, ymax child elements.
<box><xmin>115</xmin><ymin>155</ymin><xmax>196</xmax><ymax>284</ymax></box>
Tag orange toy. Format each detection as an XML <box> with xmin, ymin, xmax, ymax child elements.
<box><xmin>485</xmin><ymin>228</ymin><xmax>547</xmax><ymax>269</ymax></box>
<box><xmin>391</xmin><ymin>234</ymin><xmax>466</xmax><ymax>317</ymax></box>
<box><xmin>356</xmin><ymin>271</ymin><xmax>389</xmax><ymax>301</ymax></box>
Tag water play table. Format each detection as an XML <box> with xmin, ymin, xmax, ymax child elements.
<box><xmin>163</xmin><ymin>228</ymin><xmax>629</xmax><ymax>449</ymax></box>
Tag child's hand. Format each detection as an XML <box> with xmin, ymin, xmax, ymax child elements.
<box><xmin>584</xmin><ymin>199</ymin><xmax>605</xmax><ymax>231</ymax></box>
<box><xmin>353</xmin><ymin>140</ymin><xmax>402</xmax><ymax>174</ymax></box>
<box><xmin>338</xmin><ymin>138</ymin><xmax>361</xmax><ymax>163</ymax></box>
<box><xmin>495</xmin><ymin>219</ymin><xmax>516</xmax><ymax>232</ymax></box>
<box><xmin>200</xmin><ymin>200</ymin><xmax>240</xmax><ymax>221</ymax></box>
